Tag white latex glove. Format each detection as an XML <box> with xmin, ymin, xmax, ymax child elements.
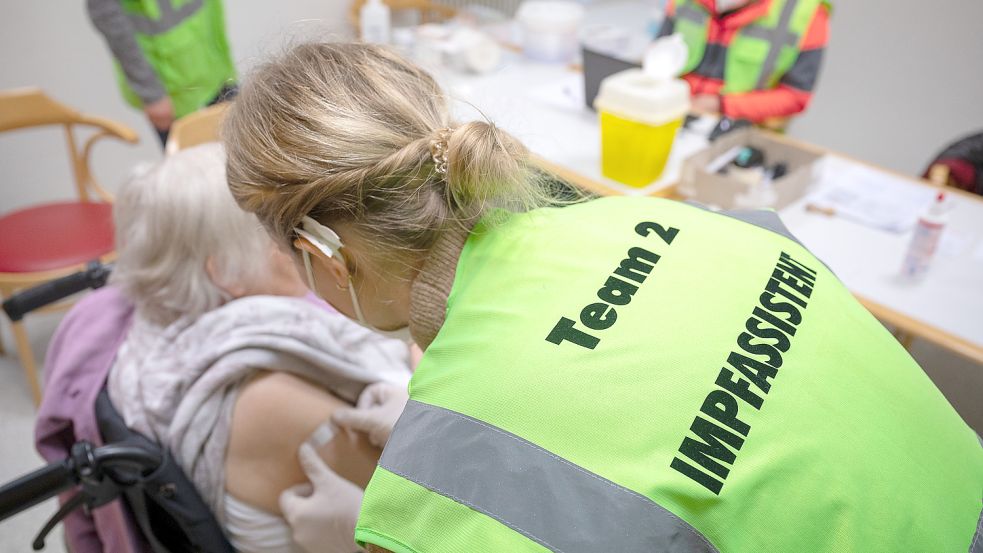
<box><xmin>331</xmin><ymin>382</ymin><xmax>409</xmax><ymax>448</ymax></box>
<box><xmin>280</xmin><ymin>443</ymin><xmax>364</xmax><ymax>553</ymax></box>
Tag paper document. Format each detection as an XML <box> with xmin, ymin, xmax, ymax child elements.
<box><xmin>526</xmin><ymin>74</ymin><xmax>586</xmax><ymax>112</ymax></box>
<box><xmin>806</xmin><ymin>158</ymin><xmax>936</xmax><ymax>233</ymax></box>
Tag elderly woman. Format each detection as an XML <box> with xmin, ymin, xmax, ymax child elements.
<box><xmin>107</xmin><ymin>144</ymin><xmax>411</xmax><ymax>553</ymax></box>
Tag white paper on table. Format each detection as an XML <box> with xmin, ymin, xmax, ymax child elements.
<box><xmin>938</xmin><ymin>231</ymin><xmax>972</xmax><ymax>257</ymax></box>
<box><xmin>806</xmin><ymin>158</ymin><xmax>937</xmax><ymax>233</ymax></box>
<box><xmin>526</xmin><ymin>74</ymin><xmax>586</xmax><ymax>112</ymax></box>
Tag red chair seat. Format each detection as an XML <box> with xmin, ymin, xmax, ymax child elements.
<box><xmin>0</xmin><ymin>201</ymin><xmax>114</xmax><ymax>273</ymax></box>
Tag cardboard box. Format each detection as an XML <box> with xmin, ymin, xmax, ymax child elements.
<box><xmin>678</xmin><ymin>128</ymin><xmax>822</xmax><ymax>210</ymax></box>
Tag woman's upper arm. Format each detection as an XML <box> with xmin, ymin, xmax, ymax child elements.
<box><xmin>225</xmin><ymin>371</ymin><xmax>381</xmax><ymax>515</ymax></box>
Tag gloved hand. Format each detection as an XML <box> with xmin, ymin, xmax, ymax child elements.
<box><xmin>331</xmin><ymin>382</ymin><xmax>409</xmax><ymax>448</ymax></box>
<box><xmin>280</xmin><ymin>443</ymin><xmax>364</xmax><ymax>553</ymax></box>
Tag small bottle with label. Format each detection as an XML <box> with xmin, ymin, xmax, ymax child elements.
<box><xmin>360</xmin><ymin>0</ymin><xmax>391</xmax><ymax>45</ymax></box>
<box><xmin>900</xmin><ymin>192</ymin><xmax>948</xmax><ymax>279</ymax></box>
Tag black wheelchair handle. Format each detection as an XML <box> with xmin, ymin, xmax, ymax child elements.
<box><xmin>2</xmin><ymin>261</ymin><xmax>112</xmax><ymax>322</ymax></box>
<box><xmin>0</xmin><ymin>460</ymin><xmax>76</xmax><ymax>523</ymax></box>
<box><xmin>0</xmin><ymin>442</ymin><xmax>161</xmax><ymax>524</ymax></box>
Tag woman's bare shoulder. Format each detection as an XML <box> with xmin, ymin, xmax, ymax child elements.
<box><xmin>225</xmin><ymin>371</ymin><xmax>380</xmax><ymax>514</ymax></box>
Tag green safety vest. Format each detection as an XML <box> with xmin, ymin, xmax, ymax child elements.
<box><xmin>356</xmin><ymin>197</ymin><xmax>983</xmax><ymax>552</ymax></box>
<box><xmin>675</xmin><ymin>0</ymin><xmax>829</xmax><ymax>93</ymax></box>
<box><xmin>115</xmin><ymin>0</ymin><xmax>235</xmax><ymax>118</ymax></box>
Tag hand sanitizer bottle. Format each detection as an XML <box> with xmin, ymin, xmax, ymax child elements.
<box><xmin>360</xmin><ymin>0</ymin><xmax>391</xmax><ymax>45</ymax></box>
<box><xmin>901</xmin><ymin>192</ymin><xmax>948</xmax><ymax>279</ymax></box>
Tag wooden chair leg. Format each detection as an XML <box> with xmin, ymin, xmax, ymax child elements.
<box><xmin>10</xmin><ymin>319</ymin><xmax>41</xmax><ymax>405</ymax></box>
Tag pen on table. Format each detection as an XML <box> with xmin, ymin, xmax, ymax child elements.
<box><xmin>805</xmin><ymin>203</ymin><xmax>836</xmax><ymax>216</ymax></box>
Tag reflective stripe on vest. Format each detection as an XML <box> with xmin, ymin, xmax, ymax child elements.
<box><xmin>675</xmin><ymin>0</ymin><xmax>826</xmax><ymax>93</ymax></box>
<box><xmin>114</xmin><ymin>0</ymin><xmax>235</xmax><ymax>117</ymax></box>
<box><xmin>674</xmin><ymin>1</ymin><xmax>710</xmax><ymax>76</ymax></box>
<box><xmin>356</xmin><ymin>197</ymin><xmax>983</xmax><ymax>553</ymax></box>
<box><xmin>124</xmin><ymin>0</ymin><xmax>204</xmax><ymax>35</ymax></box>
<box><xmin>742</xmin><ymin>0</ymin><xmax>804</xmax><ymax>89</ymax></box>
<box><xmin>380</xmin><ymin>400</ymin><xmax>718</xmax><ymax>553</ymax></box>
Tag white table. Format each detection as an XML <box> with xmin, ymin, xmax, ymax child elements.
<box><xmin>779</xmin><ymin>153</ymin><xmax>983</xmax><ymax>362</ymax></box>
<box><xmin>429</xmin><ymin>10</ymin><xmax>983</xmax><ymax>364</ymax></box>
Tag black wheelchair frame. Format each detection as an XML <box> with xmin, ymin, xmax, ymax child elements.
<box><xmin>0</xmin><ymin>262</ymin><xmax>234</xmax><ymax>552</ymax></box>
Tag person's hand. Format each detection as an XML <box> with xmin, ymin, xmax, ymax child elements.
<box><xmin>691</xmin><ymin>94</ymin><xmax>722</xmax><ymax>115</ymax></box>
<box><xmin>144</xmin><ymin>96</ymin><xmax>175</xmax><ymax>131</ymax></box>
<box><xmin>280</xmin><ymin>443</ymin><xmax>364</xmax><ymax>553</ymax></box>
<box><xmin>331</xmin><ymin>382</ymin><xmax>408</xmax><ymax>448</ymax></box>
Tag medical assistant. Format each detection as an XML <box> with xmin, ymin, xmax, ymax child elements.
<box><xmin>87</xmin><ymin>0</ymin><xmax>236</xmax><ymax>118</ymax></box>
<box><xmin>658</xmin><ymin>0</ymin><xmax>830</xmax><ymax>122</ymax></box>
<box><xmin>356</xmin><ymin>196</ymin><xmax>983</xmax><ymax>552</ymax></box>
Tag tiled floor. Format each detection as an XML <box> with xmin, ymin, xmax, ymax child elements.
<box><xmin>0</xmin><ymin>304</ymin><xmax>979</xmax><ymax>552</ymax></box>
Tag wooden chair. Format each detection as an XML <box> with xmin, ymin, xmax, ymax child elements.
<box><xmin>164</xmin><ymin>101</ymin><xmax>230</xmax><ymax>154</ymax></box>
<box><xmin>348</xmin><ymin>0</ymin><xmax>457</xmax><ymax>31</ymax></box>
<box><xmin>0</xmin><ymin>87</ymin><xmax>138</xmax><ymax>404</ymax></box>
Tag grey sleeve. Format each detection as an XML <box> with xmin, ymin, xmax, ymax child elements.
<box><xmin>86</xmin><ymin>0</ymin><xmax>167</xmax><ymax>105</ymax></box>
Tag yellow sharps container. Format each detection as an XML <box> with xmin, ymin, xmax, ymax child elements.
<box><xmin>594</xmin><ymin>69</ymin><xmax>691</xmax><ymax>188</ymax></box>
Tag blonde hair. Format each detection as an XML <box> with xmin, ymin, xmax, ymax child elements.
<box><xmin>223</xmin><ymin>42</ymin><xmax>557</xmax><ymax>274</ymax></box>
<box><xmin>111</xmin><ymin>143</ymin><xmax>276</xmax><ymax>326</ymax></box>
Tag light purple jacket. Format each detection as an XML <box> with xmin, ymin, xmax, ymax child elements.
<box><xmin>34</xmin><ymin>286</ymin><xmax>148</xmax><ymax>553</ymax></box>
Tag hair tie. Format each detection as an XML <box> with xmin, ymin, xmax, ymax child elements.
<box><xmin>429</xmin><ymin>128</ymin><xmax>453</xmax><ymax>175</ymax></box>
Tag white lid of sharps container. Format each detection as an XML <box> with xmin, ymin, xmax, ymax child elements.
<box><xmin>594</xmin><ymin>34</ymin><xmax>692</xmax><ymax>127</ymax></box>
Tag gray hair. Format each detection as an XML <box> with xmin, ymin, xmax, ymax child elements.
<box><xmin>111</xmin><ymin>143</ymin><xmax>275</xmax><ymax>326</ymax></box>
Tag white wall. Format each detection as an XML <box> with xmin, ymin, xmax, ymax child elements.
<box><xmin>4</xmin><ymin>1</ymin><xmax>982</xmax><ymax>211</ymax></box>
<box><xmin>788</xmin><ymin>0</ymin><xmax>983</xmax><ymax>174</ymax></box>
<box><xmin>0</xmin><ymin>1</ymin><xmax>352</xmax><ymax>213</ymax></box>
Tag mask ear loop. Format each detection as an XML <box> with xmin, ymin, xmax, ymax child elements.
<box><xmin>346</xmin><ymin>275</ymin><xmax>366</xmax><ymax>323</ymax></box>
<box><xmin>296</xmin><ymin>227</ymin><xmax>369</xmax><ymax>326</ymax></box>
<box><xmin>300</xmin><ymin>248</ymin><xmax>318</xmax><ymax>292</ymax></box>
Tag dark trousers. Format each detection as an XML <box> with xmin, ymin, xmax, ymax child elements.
<box><xmin>155</xmin><ymin>83</ymin><xmax>238</xmax><ymax>147</ymax></box>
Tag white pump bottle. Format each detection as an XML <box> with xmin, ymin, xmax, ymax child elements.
<box><xmin>360</xmin><ymin>0</ymin><xmax>391</xmax><ymax>45</ymax></box>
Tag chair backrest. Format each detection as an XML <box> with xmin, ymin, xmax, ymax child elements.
<box><xmin>165</xmin><ymin>102</ymin><xmax>230</xmax><ymax>155</ymax></box>
<box><xmin>0</xmin><ymin>87</ymin><xmax>138</xmax><ymax>202</ymax></box>
<box><xmin>0</xmin><ymin>87</ymin><xmax>85</xmax><ymax>132</ymax></box>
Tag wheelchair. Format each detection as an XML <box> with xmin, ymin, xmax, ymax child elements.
<box><xmin>0</xmin><ymin>263</ymin><xmax>234</xmax><ymax>553</ymax></box>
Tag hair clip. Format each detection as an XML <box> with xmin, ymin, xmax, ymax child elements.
<box><xmin>429</xmin><ymin>128</ymin><xmax>453</xmax><ymax>175</ymax></box>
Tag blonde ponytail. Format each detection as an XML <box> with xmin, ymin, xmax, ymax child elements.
<box><xmin>223</xmin><ymin>42</ymin><xmax>565</xmax><ymax>272</ymax></box>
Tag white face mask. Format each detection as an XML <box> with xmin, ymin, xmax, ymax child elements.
<box><xmin>295</xmin><ymin>216</ymin><xmax>414</xmax><ymax>342</ymax></box>
<box><xmin>716</xmin><ymin>0</ymin><xmax>748</xmax><ymax>12</ymax></box>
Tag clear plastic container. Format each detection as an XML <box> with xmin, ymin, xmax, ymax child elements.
<box><xmin>593</xmin><ymin>68</ymin><xmax>690</xmax><ymax>187</ymax></box>
<box><xmin>516</xmin><ymin>1</ymin><xmax>584</xmax><ymax>63</ymax></box>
